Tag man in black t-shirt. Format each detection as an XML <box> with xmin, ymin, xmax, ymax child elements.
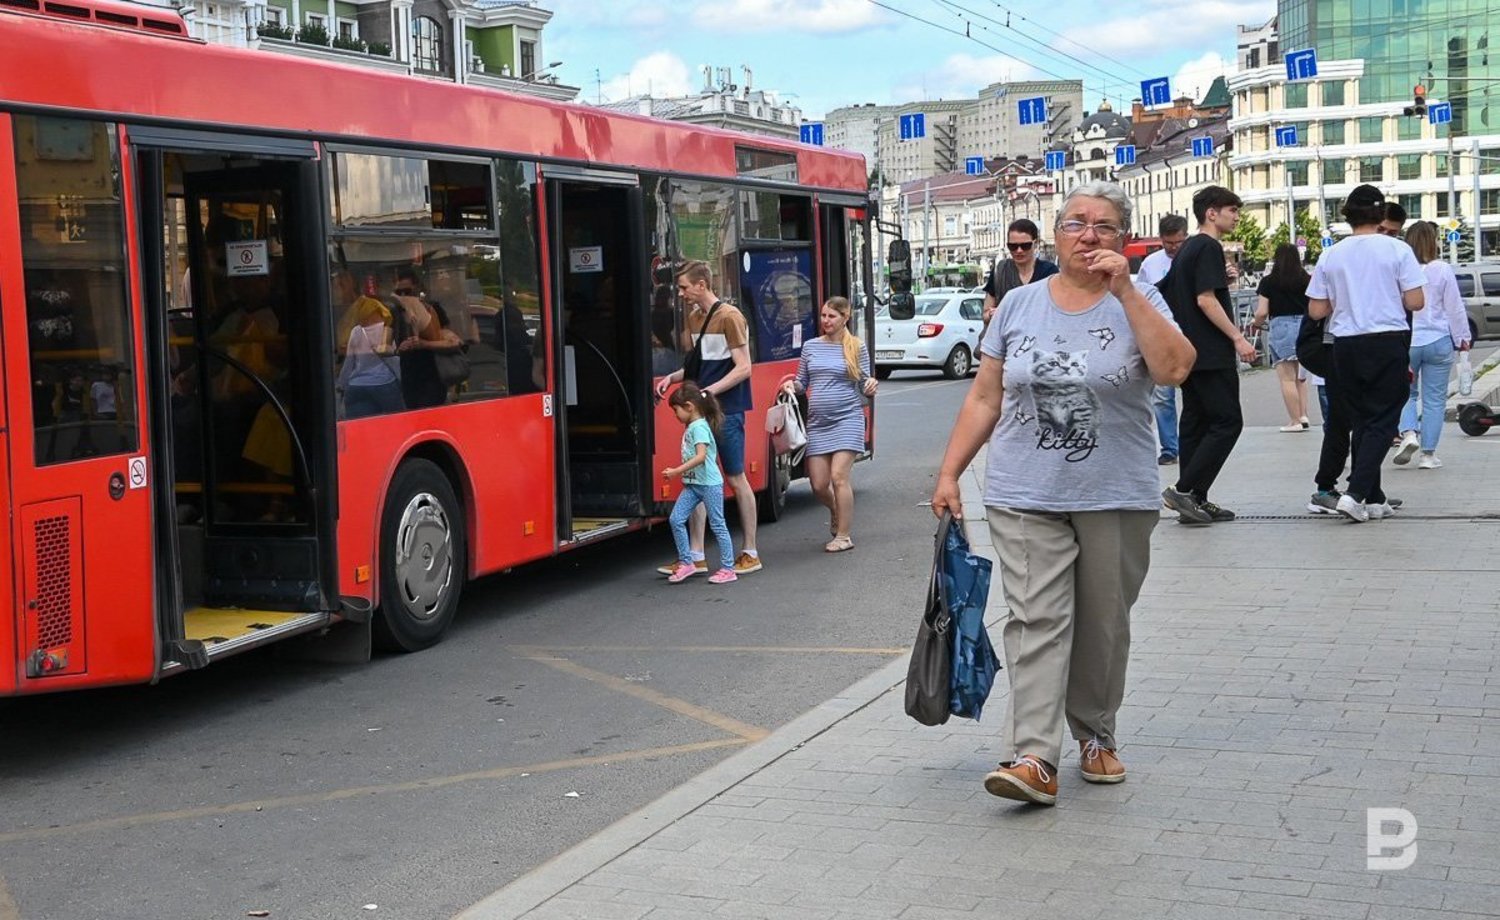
<box><xmin>1158</xmin><ymin>186</ymin><xmax>1257</xmax><ymax>525</ymax></box>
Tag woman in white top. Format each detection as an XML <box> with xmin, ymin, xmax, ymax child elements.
<box><xmin>1393</xmin><ymin>221</ymin><xmax>1471</xmax><ymax>469</ymax></box>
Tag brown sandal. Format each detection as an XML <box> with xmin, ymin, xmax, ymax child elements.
<box><xmin>824</xmin><ymin>535</ymin><xmax>854</xmax><ymax>553</ymax></box>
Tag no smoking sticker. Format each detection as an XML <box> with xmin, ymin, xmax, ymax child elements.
<box><xmin>127</xmin><ymin>456</ymin><xmax>148</xmax><ymax>490</ymax></box>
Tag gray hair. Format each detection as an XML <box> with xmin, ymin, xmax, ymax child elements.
<box><xmin>1057</xmin><ymin>181</ymin><xmax>1132</xmax><ymax>233</ymax></box>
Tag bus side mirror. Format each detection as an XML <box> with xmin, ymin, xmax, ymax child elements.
<box><xmin>887</xmin><ymin>240</ymin><xmax>914</xmax><ymax>320</ymax></box>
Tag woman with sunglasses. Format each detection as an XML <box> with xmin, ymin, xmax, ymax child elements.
<box><xmin>982</xmin><ymin>219</ymin><xmax>1059</xmax><ymax>324</ymax></box>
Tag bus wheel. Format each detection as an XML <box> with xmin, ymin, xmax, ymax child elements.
<box><xmin>757</xmin><ymin>446</ymin><xmax>791</xmax><ymax>523</ymax></box>
<box><xmin>375</xmin><ymin>459</ymin><xmax>465</xmax><ymax>652</ymax></box>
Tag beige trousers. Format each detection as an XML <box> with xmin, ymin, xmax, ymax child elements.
<box><xmin>988</xmin><ymin>507</ymin><xmax>1157</xmax><ymax>766</ymax></box>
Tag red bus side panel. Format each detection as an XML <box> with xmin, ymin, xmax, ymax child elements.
<box><xmin>336</xmin><ymin>394</ymin><xmax>556</xmax><ymax>603</ymax></box>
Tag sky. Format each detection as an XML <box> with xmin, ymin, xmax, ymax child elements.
<box><xmin>546</xmin><ymin>0</ymin><xmax>1278</xmax><ymax>128</ymax></box>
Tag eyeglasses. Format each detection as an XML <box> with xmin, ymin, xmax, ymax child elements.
<box><xmin>1006</xmin><ymin>241</ymin><xmax>1035</xmax><ymax>252</ymax></box>
<box><xmin>1057</xmin><ymin>220</ymin><xmax>1123</xmax><ymax>240</ymax></box>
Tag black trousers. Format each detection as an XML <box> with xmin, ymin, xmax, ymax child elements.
<box><xmin>1176</xmin><ymin>366</ymin><xmax>1243</xmax><ymax>502</ymax></box>
<box><xmin>1333</xmin><ymin>332</ymin><xmax>1410</xmax><ymax>504</ymax></box>
<box><xmin>1314</xmin><ymin>360</ymin><xmax>1353</xmax><ymax>494</ymax></box>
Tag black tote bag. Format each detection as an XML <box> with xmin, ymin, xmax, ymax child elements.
<box><xmin>905</xmin><ymin>512</ymin><xmax>956</xmax><ymax>726</ymax></box>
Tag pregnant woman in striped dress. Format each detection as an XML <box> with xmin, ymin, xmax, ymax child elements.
<box><xmin>782</xmin><ymin>296</ymin><xmax>878</xmax><ymax>552</ymax></box>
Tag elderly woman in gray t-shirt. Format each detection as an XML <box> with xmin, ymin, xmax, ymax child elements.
<box><xmin>931</xmin><ymin>181</ymin><xmax>1196</xmax><ymax>807</ymax></box>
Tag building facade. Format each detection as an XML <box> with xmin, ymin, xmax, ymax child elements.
<box><xmin>598</xmin><ymin>68</ymin><xmax>802</xmax><ymax>140</ymax></box>
<box><xmin>1278</xmin><ymin>0</ymin><xmax>1500</xmax><ymax>135</ymax></box>
<box><xmin>1227</xmin><ymin>52</ymin><xmax>1500</xmax><ymax>254</ymax></box>
<box><xmin>825</xmin><ymin>103</ymin><xmax>897</xmax><ymax>170</ymax></box>
<box><xmin>955</xmin><ymin>80</ymin><xmax>1084</xmax><ymax>164</ymax></box>
<box><xmin>874</xmin><ymin>100</ymin><xmax>975</xmax><ymax>184</ymax></box>
<box><xmin>1115</xmin><ymin>115</ymin><xmax>1234</xmax><ymax>239</ymax></box>
<box><xmin>145</xmin><ymin>0</ymin><xmax>578</xmax><ymax>100</ymax></box>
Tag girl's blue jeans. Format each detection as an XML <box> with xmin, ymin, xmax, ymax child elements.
<box><xmin>670</xmin><ymin>483</ymin><xmax>734</xmax><ymax>568</ymax></box>
<box><xmin>1399</xmin><ymin>338</ymin><xmax>1454</xmax><ymax>452</ymax></box>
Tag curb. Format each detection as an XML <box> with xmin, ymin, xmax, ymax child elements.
<box><xmin>454</xmin><ymin>461</ymin><xmax>998</xmax><ymax>919</ymax></box>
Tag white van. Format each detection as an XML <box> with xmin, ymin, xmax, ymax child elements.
<box><xmin>1455</xmin><ymin>262</ymin><xmax>1500</xmax><ymax>340</ymax></box>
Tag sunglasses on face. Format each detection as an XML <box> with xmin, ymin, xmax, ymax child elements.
<box><xmin>1007</xmin><ymin>241</ymin><xmax>1035</xmax><ymax>252</ymax></box>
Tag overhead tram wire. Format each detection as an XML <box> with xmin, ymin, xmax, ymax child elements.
<box><xmin>986</xmin><ymin>1</ymin><xmax>1155</xmax><ymax>80</ymax></box>
<box><xmin>927</xmin><ymin>0</ymin><xmax>1137</xmax><ymax>105</ymax></box>
<box><xmin>864</xmin><ymin>0</ymin><xmax>1102</xmax><ymax>90</ymax></box>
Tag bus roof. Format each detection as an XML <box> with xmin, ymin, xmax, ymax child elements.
<box><xmin>0</xmin><ymin>6</ymin><xmax>867</xmax><ymax>191</ymax></box>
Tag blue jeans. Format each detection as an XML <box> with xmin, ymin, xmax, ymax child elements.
<box><xmin>1152</xmin><ymin>385</ymin><xmax>1178</xmax><ymax>457</ymax></box>
<box><xmin>1399</xmin><ymin>338</ymin><xmax>1454</xmax><ymax>452</ymax></box>
<box><xmin>1317</xmin><ymin>385</ymin><xmax>1329</xmax><ymax>433</ymax></box>
<box><xmin>670</xmin><ymin>483</ymin><xmax>734</xmax><ymax>568</ymax></box>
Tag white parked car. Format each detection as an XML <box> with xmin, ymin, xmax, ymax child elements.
<box><xmin>873</xmin><ymin>291</ymin><xmax>985</xmax><ymax>379</ymax></box>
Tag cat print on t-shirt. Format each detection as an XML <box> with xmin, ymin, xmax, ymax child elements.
<box><xmin>1029</xmin><ymin>349</ymin><xmax>1101</xmax><ymax>461</ymax></box>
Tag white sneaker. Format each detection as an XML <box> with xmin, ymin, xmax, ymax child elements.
<box><xmin>1367</xmin><ymin>502</ymin><xmax>1396</xmax><ymax>520</ymax></box>
<box><xmin>1335</xmin><ymin>494</ymin><xmax>1369</xmax><ymax>523</ymax></box>
<box><xmin>1418</xmin><ymin>453</ymin><xmax>1442</xmax><ymax>470</ymax></box>
<box><xmin>1392</xmin><ymin>432</ymin><xmax>1420</xmax><ymax>465</ymax></box>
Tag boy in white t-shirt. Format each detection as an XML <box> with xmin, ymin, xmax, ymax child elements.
<box><xmin>1306</xmin><ymin>184</ymin><xmax>1426</xmax><ymax>523</ymax></box>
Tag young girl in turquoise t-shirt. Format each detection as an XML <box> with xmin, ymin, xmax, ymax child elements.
<box><xmin>662</xmin><ymin>383</ymin><xmax>737</xmax><ymax>584</ymax></box>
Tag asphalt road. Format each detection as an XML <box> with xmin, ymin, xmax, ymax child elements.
<box><xmin>0</xmin><ymin>373</ymin><xmax>971</xmax><ymax>920</ymax></box>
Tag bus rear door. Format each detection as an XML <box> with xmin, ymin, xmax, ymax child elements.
<box><xmin>1</xmin><ymin>114</ymin><xmax>156</xmax><ymax>692</ymax></box>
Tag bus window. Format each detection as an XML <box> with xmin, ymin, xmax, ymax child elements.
<box><xmin>668</xmin><ymin>180</ymin><xmax>742</xmax><ymax>319</ymax></box>
<box><xmin>741</xmin><ymin>191</ymin><xmax>810</xmax><ymax>241</ymax></box>
<box><xmin>13</xmin><ymin>115</ymin><xmax>139</xmax><ymax>464</ymax></box>
<box><xmin>328</xmin><ymin>152</ymin><xmax>539</xmax><ymax>414</ymax></box>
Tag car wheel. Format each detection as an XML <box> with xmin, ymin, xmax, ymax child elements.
<box><xmin>942</xmin><ymin>344</ymin><xmax>971</xmax><ymax>379</ymax></box>
<box><xmin>374</xmin><ymin>458</ymin><xmax>465</xmax><ymax>652</ymax></box>
<box><xmin>874</xmin><ymin>367</ymin><xmax>893</xmax><ymax>380</ymax></box>
<box><xmin>756</xmin><ymin>442</ymin><xmax>792</xmax><ymax>523</ymax></box>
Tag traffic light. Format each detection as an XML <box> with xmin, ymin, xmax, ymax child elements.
<box><xmin>1403</xmin><ymin>84</ymin><xmax>1427</xmax><ymax>117</ymax></box>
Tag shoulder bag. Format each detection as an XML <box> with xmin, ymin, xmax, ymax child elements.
<box><xmin>680</xmin><ymin>300</ymin><xmax>723</xmax><ymax>384</ymax></box>
<box><xmin>905</xmin><ymin>512</ymin><xmax>957</xmax><ymax>726</ymax></box>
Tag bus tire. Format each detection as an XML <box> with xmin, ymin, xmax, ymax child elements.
<box><xmin>374</xmin><ymin>458</ymin><xmax>466</xmax><ymax>652</ymax></box>
<box><xmin>756</xmin><ymin>445</ymin><xmax>791</xmax><ymax>523</ymax></box>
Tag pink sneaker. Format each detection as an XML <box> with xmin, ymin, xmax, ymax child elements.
<box><xmin>708</xmin><ymin>569</ymin><xmax>738</xmax><ymax>584</ymax></box>
<box><xmin>666</xmin><ymin>562</ymin><xmax>700</xmax><ymax>583</ymax></box>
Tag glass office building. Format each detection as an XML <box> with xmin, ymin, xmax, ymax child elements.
<box><xmin>1279</xmin><ymin>0</ymin><xmax>1500</xmax><ymax>135</ymax></box>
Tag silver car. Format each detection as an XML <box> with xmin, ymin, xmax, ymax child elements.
<box><xmin>873</xmin><ymin>292</ymin><xmax>985</xmax><ymax>379</ymax></box>
<box><xmin>1454</xmin><ymin>262</ymin><xmax>1500</xmax><ymax>340</ymax></box>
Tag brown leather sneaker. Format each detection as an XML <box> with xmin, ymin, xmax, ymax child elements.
<box><xmin>983</xmin><ymin>755</ymin><xmax>1058</xmax><ymax>805</ymax></box>
<box><xmin>1079</xmin><ymin>739</ymin><xmax>1126</xmax><ymax>784</ymax></box>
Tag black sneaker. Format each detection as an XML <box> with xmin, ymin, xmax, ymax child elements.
<box><xmin>1162</xmin><ymin>487</ymin><xmax>1212</xmax><ymax>525</ymax></box>
<box><xmin>1200</xmin><ymin>501</ymin><xmax>1236</xmax><ymax>522</ymax></box>
<box><xmin>1158</xmin><ymin>453</ymin><xmax>1178</xmax><ymax>466</ymax></box>
<box><xmin>1307</xmin><ymin>490</ymin><xmax>1340</xmax><ymax>514</ymax></box>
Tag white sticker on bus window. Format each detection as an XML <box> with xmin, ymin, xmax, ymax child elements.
<box><xmin>568</xmin><ymin>246</ymin><xmax>603</xmax><ymax>273</ymax></box>
<box><xmin>226</xmin><ymin>240</ymin><xmax>269</xmax><ymax>277</ymax></box>
<box><xmin>127</xmin><ymin>456</ymin><xmax>148</xmax><ymax>490</ymax></box>
<box><xmin>792</xmin><ymin>324</ymin><xmax>803</xmax><ymax>348</ymax></box>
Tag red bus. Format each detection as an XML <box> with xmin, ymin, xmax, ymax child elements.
<box><xmin>1124</xmin><ymin>237</ymin><xmax>1162</xmax><ymax>276</ymax></box>
<box><xmin>0</xmin><ymin>3</ymin><xmax>876</xmax><ymax>695</ymax></box>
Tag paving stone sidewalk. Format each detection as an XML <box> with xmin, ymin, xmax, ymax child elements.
<box><xmin>461</xmin><ymin>427</ymin><xmax>1500</xmax><ymax>920</ymax></box>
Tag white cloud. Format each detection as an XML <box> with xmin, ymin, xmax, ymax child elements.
<box><xmin>1173</xmin><ymin>51</ymin><xmax>1231</xmax><ymax>104</ymax></box>
<box><xmin>1060</xmin><ymin>0</ymin><xmax>1274</xmax><ymax>58</ymax></box>
<box><xmin>600</xmin><ymin>52</ymin><xmax>694</xmax><ymax>102</ymax></box>
<box><xmin>893</xmin><ymin>53</ymin><xmax>1039</xmax><ymax>104</ymax></box>
<box><xmin>692</xmin><ymin>0</ymin><xmax>887</xmax><ymax>34</ymax></box>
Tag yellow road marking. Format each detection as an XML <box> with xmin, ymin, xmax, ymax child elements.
<box><xmin>513</xmin><ymin>647</ymin><xmax>769</xmax><ymax>742</ymax></box>
<box><xmin>0</xmin><ymin>738</ymin><xmax>745</xmax><ymax>846</ymax></box>
<box><xmin>530</xmin><ymin>645</ymin><xmax>906</xmax><ymax>656</ymax></box>
<box><xmin>0</xmin><ymin>872</ymin><xmax>19</xmax><ymax>920</ymax></box>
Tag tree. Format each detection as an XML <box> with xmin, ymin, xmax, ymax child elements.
<box><xmin>1225</xmin><ymin>213</ymin><xmax>1270</xmax><ymax>268</ymax></box>
<box><xmin>1294</xmin><ymin>209</ymin><xmax>1324</xmax><ymax>265</ymax></box>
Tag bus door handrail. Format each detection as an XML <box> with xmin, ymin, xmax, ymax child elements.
<box><xmin>565</xmin><ymin>331</ymin><xmax>638</xmax><ymax>440</ymax></box>
<box><xmin>193</xmin><ymin>344</ymin><xmax>318</xmax><ymax>509</ymax></box>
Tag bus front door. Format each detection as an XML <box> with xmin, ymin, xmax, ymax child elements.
<box><xmin>134</xmin><ymin>139</ymin><xmax>340</xmax><ymax>669</ymax></box>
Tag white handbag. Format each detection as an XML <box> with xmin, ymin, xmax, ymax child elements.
<box><xmin>767</xmin><ymin>391</ymin><xmax>806</xmax><ymax>460</ymax></box>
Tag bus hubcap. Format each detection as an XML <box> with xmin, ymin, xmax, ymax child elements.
<box><xmin>395</xmin><ymin>492</ymin><xmax>452</xmax><ymax>620</ymax></box>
